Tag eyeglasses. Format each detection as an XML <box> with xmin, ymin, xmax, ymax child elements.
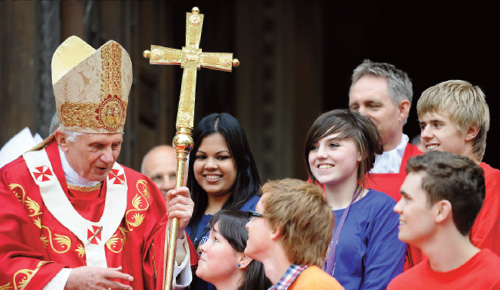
<box><xmin>248</xmin><ymin>210</ymin><xmax>264</xmax><ymax>221</ymax></box>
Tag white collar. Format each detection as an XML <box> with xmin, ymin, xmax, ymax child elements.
<box><xmin>58</xmin><ymin>145</ymin><xmax>99</xmax><ymax>187</ymax></box>
<box><xmin>370</xmin><ymin>134</ymin><xmax>409</xmax><ymax>174</ymax></box>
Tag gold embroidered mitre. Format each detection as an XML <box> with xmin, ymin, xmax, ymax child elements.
<box><xmin>52</xmin><ymin>36</ymin><xmax>133</xmax><ymax>133</ymax></box>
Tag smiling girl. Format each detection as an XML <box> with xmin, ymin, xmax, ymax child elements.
<box><xmin>196</xmin><ymin>210</ymin><xmax>270</xmax><ymax>290</ymax></box>
<box><xmin>186</xmin><ymin>113</ymin><xmax>262</xmax><ymax>290</ymax></box>
<box><xmin>304</xmin><ymin>109</ymin><xmax>406</xmax><ymax>290</ymax></box>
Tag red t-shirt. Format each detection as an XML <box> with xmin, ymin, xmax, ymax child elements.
<box><xmin>470</xmin><ymin>162</ymin><xmax>500</xmax><ymax>256</ymax></box>
<box><xmin>388</xmin><ymin>249</ymin><xmax>500</xmax><ymax>290</ymax></box>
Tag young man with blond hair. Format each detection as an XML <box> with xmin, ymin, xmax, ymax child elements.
<box><xmin>245</xmin><ymin>178</ymin><xmax>344</xmax><ymax>290</ymax></box>
<box><xmin>417</xmin><ymin>80</ymin><xmax>500</xmax><ymax>255</ymax></box>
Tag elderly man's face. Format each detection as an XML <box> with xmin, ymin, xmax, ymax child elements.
<box><xmin>59</xmin><ymin>132</ymin><xmax>123</xmax><ymax>181</ymax></box>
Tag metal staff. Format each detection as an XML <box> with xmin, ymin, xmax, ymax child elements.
<box><xmin>143</xmin><ymin>6</ymin><xmax>239</xmax><ymax>290</ymax></box>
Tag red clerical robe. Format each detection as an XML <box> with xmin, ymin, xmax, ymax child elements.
<box><xmin>364</xmin><ymin>143</ymin><xmax>422</xmax><ymax>202</ymax></box>
<box><xmin>364</xmin><ymin>143</ymin><xmax>423</xmax><ymax>270</ymax></box>
<box><xmin>470</xmin><ymin>162</ymin><xmax>500</xmax><ymax>256</ymax></box>
<box><xmin>0</xmin><ymin>140</ymin><xmax>196</xmax><ymax>289</ymax></box>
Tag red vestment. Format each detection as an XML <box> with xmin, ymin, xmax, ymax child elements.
<box><xmin>364</xmin><ymin>143</ymin><xmax>423</xmax><ymax>270</ymax></box>
<box><xmin>470</xmin><ymin>162</ymin><xmax>500</xmax><ymax>256</ymax></box>
<box><xmin>0</xmin><ymin>140</ymin><xmax>197</xmax><ymax>289</ymax></box>
<box><xmin>364</xmin><ymin>143</ymin><xmax>422</xmax><ymax>202</ymax></box>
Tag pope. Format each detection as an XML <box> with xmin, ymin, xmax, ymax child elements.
<box><xmin>0</xmin><ymin>36</ymin><xmax>196</xmax><ymax>290</ymax></box>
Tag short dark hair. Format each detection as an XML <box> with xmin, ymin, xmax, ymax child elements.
<box><xmin>406</xmin><ymin>151</ymin><xmax>485</xmax><ymax>235</ymax></box>
<box><xmin>304</xmin><ymin>109</ymin><xmax>383</xmax><ymax>187</ymax></box>
<box><xmin>209</xmin><ymin>210</ymin><xmax>271</xmax><ymax>290</ymax></box>
<box><xmin>188</xmin><ymin>113</ymin><xmax>261</xmax><ymax>226</ymax></box>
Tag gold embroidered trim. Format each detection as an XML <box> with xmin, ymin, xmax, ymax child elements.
<box><xmin>75</xmin><ymin>243</ymin><xmax>85</xmax><ymax>258</ymax></box>
<box><xmin>67</xmin><ymin>182</ymin><xmax>102</xmax><ymax>192</ymax></box>
<box><xmin>101</xmin><ymin>42</ymin><xmax>122</xmax><ymax>98</ymax></box>
<box><xmin>68</xmin><ymin>182</ymin><xmax>102</xmax><ymax>192</ymax></box>
<box><xmin>99</xmin><ymin>42</ymin><xmax>125</xmax><ymax>131</ymax></box>
<box><xmin>40</xmin><ymin>226</ymin><xmax>71</xmax><ymax>254</ymax></box>
<box><xmin>59</xmin><ymin>41</ymin><xmax>127</xmax><ymax>132</ymax></box>
<box><xmin>106</xmin><ymin>226</ymin><xmax>129</xmax><ymax>253</ymax></box>
<box><xmin>125</xmin><ymin>179</ymin><xmax>151</xmax><ymax>231</ymax></box>
<box><xmin>0</xmin><ymin>261</ymin><xmax>50</xmax><ymax>290</ymax></box>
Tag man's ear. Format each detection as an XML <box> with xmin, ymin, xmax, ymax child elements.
<box><xmin>237</xmin><ymin>253</ymin><xmax>253</xmax><ymax>270</ymax></box>
<box><xmin>465</xmin><ymin>123</ymin><xmax>480</xmax><ymax>142</ymax></box>
<box><xmin>435</xmin><ymin>200</ymin><xmax>452</xmax><ymax>224</ymax></box>
<box><xmin>398</xmin><ymin>100</ymin><xmax>411</xmax><ymax>122</ymax></box>
<box><xmin>54</xmin><ymin>130</ymin><xmax>69</xmax><ymax>152</ymax></box>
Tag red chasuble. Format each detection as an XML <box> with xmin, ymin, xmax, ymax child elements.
<box><xmin>0</xmin><ymin>140</ymin><xmax>197</xmax><ymax>289</ymax></box>
<box><xmin>364</xmin><ymin>143</ymin><xmax>422</xmax><ymax>202</ymax></box>
<box><xmin>470</xmin><ymin>162</ymin><xmax>500</xmax><ymax>256</ymax></box>
<box><xmin>364</xmin><ymin>143</ymin><xmax>423</xmax><ymax>270</ymax></box>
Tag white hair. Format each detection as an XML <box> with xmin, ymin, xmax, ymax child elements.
<box><xmin>63</xmin><ymin>130</ymin><xmax>84</xmax><ymax>142</ymax></box>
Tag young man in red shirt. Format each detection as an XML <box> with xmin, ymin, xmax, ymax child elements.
<box><xmin>389</xmin><ymin>151</ymin><xmax>500</xmax><ymax>289</ymax></box>
<box><xmin>418</xmin><ymin>80</ymin><xmax>500</xmax><ymax>255</ymax></box>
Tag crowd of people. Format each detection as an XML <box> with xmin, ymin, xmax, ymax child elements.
<box><xmin>1</xmin><ymin>35</ymin><xmax>499</xmax><ymax>290</ymax></box>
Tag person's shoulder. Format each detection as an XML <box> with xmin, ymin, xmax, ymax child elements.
<box><xmin>0</xmin><ymin>155</ymin><xmax>28</xmax><ymax>177</ymax></box>
<box><xmin>294</xmin><ymin>266</ymin><xmax>344</xmax><ymax>290</ymax></box>
<box><xmin>120</xmin><ymin>164</ymin><xmax>148</xmax><ymax>179</ymax></box>
<box><xmin>462</xmin><ymin>249</ymin><xmax>500</xmax><ymax>286</ymax></box>
<box><xmin>248</xmin><ymin>194</ymin><xmax>261</xmax><ymax>203</ymax></box>
<box><xmin>387</xmin><ymin>262</ymin><xmax>427</xmax><ymax>289</ymax></box>
<box><xmin>239</xmin><ymin>194</ymin><xmax>260</xmax><ymax>211</ymax></box>
<box><xmin>405</xmin><ymin>143</ymin><xmax>423</xmax><ymax>156</ymax></box>
<box><xmin>479</xmin><ymin>162</ymin><xmax>500</xmax><ymax>183</ymax></box>
<box><xmin>479</xmin><ymin>162</ymin><xmax>500</xmax><ymax>191</ymax></box>
<box><xmin>119</xmin><ymin>164</ymin><xmax>163</xmax><ymax>196</ymax></box>
<box><xmin>479</xmin><ymin>162</ymin><xmax>500</xmax><ymax>173</ymax></box>
<box><xmin>364</xmin><ymin>189</ymin><xmax>397</xmax><ymax>207</ymax></box>
<box><xmin>355</xmin><ymin>190</ymin><xmax>399</xmax><ymax>223</ymax></box>
<box><xmin>476</xmin><ymin>248</ymin><xmax>500</xmax><ymax>265</ymax></box>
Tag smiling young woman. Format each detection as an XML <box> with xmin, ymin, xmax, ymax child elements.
<box><xmin>196</xmin><ymin>210</ymin><xmax>270</xmax><ymax>290</ymax></box>
<box><xmin>186</xmin><ymin>113</ymin><xmax>262</xmax><ymax>290</ymax></box>
<box><xmin>304</xmin><ymin>109</ymin><xmax>406</xmax><ymax>290</ymax></box>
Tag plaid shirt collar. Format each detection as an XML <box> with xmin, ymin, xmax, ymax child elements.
<box><xmin>268</xmin><ymin>264</ymin><xmax>308</xmax><ymax>290</ymax></box>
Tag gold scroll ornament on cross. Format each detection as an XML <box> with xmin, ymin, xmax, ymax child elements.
<box><xmin>143</xmin><ymin>6</ymin><xmax>239</xmax><ymax>290</ymax></box>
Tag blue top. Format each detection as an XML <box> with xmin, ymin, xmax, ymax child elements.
<box><xmin>326</xmin><ymin>189</ymin><xmax>406</xmax><ymax>290</ymax></box>
<box><xmin>186</xmin><ymin>194</ymin><xmax>260</xmax><ymax>290</ymax></box>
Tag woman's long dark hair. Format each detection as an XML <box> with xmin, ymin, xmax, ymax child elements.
<box><xmin>209</xmin><ymin>210</ymin><xmax>271</xmax><ymax>290</ymax></box>
<box><xmin>187</xmin><ymin>113</ymin><xmax>261</xmax><ymax>227</ymax></box>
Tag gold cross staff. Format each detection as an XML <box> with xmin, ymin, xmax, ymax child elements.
<box><xmin>143</xmin><ymin>6</ymin><xmax>239</xmax><ymax>290</ymax></box>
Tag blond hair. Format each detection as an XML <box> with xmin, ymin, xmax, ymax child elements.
<box><xmin>261</xmin><ymin>178</ymin><xmax>333</xmax><ymax>267</ymax></box>
<box><xmin>417</xmin><ymin>80</ymin><xmax>490</xmax><ymax>161</ymax></box>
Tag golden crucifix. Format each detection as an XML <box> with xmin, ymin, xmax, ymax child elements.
<box><xmin>143</xmin><ymin>6</ymin><xmax>239</xmax><ymax>290</ymax></box>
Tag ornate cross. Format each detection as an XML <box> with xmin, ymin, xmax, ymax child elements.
<box><xmin>143</xmin><ymin>6</ymin><xmax>239</xmax><ymax>290</ymax></box>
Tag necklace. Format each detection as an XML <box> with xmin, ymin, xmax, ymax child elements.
<box><xmin>323</xmin><ymin>185</ymin><xmax>363</xmax><ymax>276</ymax></box>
